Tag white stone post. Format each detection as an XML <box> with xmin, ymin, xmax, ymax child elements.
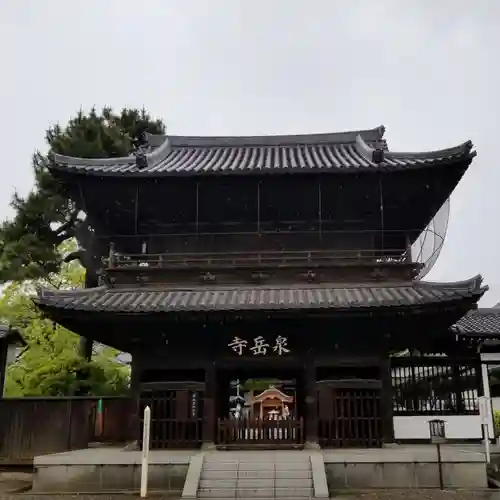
<box><xmin>140</xmin><ymin>406</ymin><xmax>151</xmax><ymax>498</ymax></box>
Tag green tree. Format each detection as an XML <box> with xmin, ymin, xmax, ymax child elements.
<box><xmin>0</xmin><ymin>241</ymin><xmax>129</xmax><ymax>397</ymax></box>
<box><xmin>0</xmin><ymin>107</ymin><xmax>165</xmax><ymax>283</ymax></box>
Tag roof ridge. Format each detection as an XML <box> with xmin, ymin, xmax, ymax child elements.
<box><xmin>52</xmin><ymin>126</ymin><xmax>386</xmax><ymax>168</ymax></box>
<box><xmin>150</xmin><ymin>125</ymin><xmax>386</xmax><ymax>148</ymax></box>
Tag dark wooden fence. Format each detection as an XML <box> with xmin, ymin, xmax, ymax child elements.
<box><xmin>317</xmin><ymin>380</ymin><xmax>383</xmax><ymax>448</ymax></box>
<box><xmin>391</xmin><ymin>356</ymin><xmax>481</xmax><ymax>416</ymax></box>
<box><xmin>140</xmin><ymin>385</ymin><xmax>205</xmax><ymax>449</ymax></box>
<box><xmin>217</xmin><ymin>418</ymin><xmax>304</xmax><ymax>447</ymax></box>
<box><xmin>0</xmin><ymin>397</ymin><xmax>131</xmax><ymax>465</ymax></box>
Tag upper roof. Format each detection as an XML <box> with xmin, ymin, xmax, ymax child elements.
<box><xmin>51</xmin><ymin>125</ymin><xmax>475</xmax><ymax>177</ymax></box>
<box><xmin>34</xmin><ymin>275</ymin><xmax>486</xmax><ymax>315</ymax></box>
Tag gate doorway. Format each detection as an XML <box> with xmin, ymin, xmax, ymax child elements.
<box><xmin>216</xmin><ymin>367</ymin><xmax>305</xmax><ymax>448</ymax></box>
<box><xmin>139</xmin><ymin>369</ymin><xmax>206</xmax><ymax>449</ymax></box>
<box><xmin>317</xmin><ymin>379</ymin><xmax>383</xmax><ymax>448</ymax></box>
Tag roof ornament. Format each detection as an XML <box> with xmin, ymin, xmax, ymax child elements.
<box><xmin>133</xmin><ymin>131</ymin><xmax>150</xmax><ymax>169</ymax></box>
<box><xmin>355</xmin><ymin>134</ymin><xmax>384</xmax><ymax>164</ymax></box>
<box><xmin>372</xmin><ymin>148</ymin><xmax>384</xmax><ymax>164</ymax></box>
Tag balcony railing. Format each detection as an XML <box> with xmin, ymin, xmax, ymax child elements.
<box><xmin>105</xmin><ymin>248</ymin><xmax>413</xmax><ymax>270</ymax></box>
<box><xmin>96</xmin><ymin>229</ymin><xmax>433</xmax><ymax>271</ymax></box>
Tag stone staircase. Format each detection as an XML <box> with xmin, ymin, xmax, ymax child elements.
<box><xmin>184</xmin><ymin>450</ymin><xmax>327</xmax><ymax>499</ymax></box>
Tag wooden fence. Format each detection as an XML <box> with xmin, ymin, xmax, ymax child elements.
<box><xmin>317</xmin><ymin>381</ymin><xmax>383</xmax><ymax>448</ymax></box>
<box><xmin>217</xmin><ymin>418</ymin><xmax>304</xmax><ymax>447</ymax></box>
<box><xmin>0</xmin><ymin>397</ymin><xmax>131</xmax><ymax>465</ymax></box>
<box><xmin>139</xmin><ymin>386</ymin><xmax>205</xmax><ymax>449</ymax></box>
<box><xmin>391</xmin><ymin>356</ymin><xmax>481</xmax><ymax>416</ymax></box>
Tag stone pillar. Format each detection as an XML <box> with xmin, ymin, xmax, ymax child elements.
<box><xmin>305</xmin><ymin>358</ymin><xmax>319</xmax><ymax>448</ymax></box>
<box><xmin>202</xmin><ymin>363</ymin><xmax>217</xmax><ymax>449</ymax></box>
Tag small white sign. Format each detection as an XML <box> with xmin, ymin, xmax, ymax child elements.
<box><xmin>478</xmin><ymin>395</ymin><xmax>492</xmax><ymax>425</ymax></box>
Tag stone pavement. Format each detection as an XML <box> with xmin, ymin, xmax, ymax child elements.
<box><xmin>0</xmin><ymin>491</ymin><xmax>500</xmax><ymax>500</ymax></box>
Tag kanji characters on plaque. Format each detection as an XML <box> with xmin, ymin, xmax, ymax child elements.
<box><xmin>228</xmin><ymin>335</ymin><xmax>290</xmax><ymax>356</ymax></box>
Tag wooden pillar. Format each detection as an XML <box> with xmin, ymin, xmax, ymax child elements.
<box><xmin>380</xmin><ymin>355</ymin><xmax>395</xmax><ymax>443</ymax></box>
<box><xmin>128</xmin><ymin>356</ymin><xmax>141</xmax><ymax>446</ymax></box>
<box><xmin>451</xmin><ymin>355</ymin><xmax>465</xmax><ymax>413</ymax></box>
<box><xmin>305</xmin><ymin>357</ymin><xmax>319</xmax><ymax>447</ymax></box>
<box><xmin>202</xmin><ymin>363</ymin><xmax>216</xmax><ymax>447</ymax></box>
<box><xmin>0</xmin><ymin>339</ymin><xmax>8</xmax><ymax>398</ymax></box>
<box><xmin>79</xmin><ymin>272</ymin><xmax>95</xmax><ymax>361</ymax></box>
<box><xmin>79</xmin><ymin>337</ymin><xmax>93</xmax><ymax>362</ymax></box>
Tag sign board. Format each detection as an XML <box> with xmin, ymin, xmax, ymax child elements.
<box><xmin>228</xmin><ymin>335</ymin><xmax>291</xmax><ymax>356</ymax></box>
<box><xmin>478</xmin><ymin>396</ymin><xmax>492</xmax><ymax>425</ymax></box>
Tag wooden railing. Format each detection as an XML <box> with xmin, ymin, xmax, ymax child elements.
<box><xmin>99</xmin><ymin>229</ymin><xmax>420</xmax><ymax>270</ymax></box>
<box><xmin>217</xmin><ymin>418</ymin><xmax>304</xmax><ymax>447</ymax></box>
<box><xmin>106</xmin><ymin>249</ymin><xmax>411</xmax><ymax>270</ymax></box>
<box><xmin>0</xmin><ymin>397</ymin><xmax>131</xmax><ymax>465</ymax></box>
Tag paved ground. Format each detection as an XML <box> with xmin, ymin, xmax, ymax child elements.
<box><xmin>0</xmin><ymin>492</ymin><xmax>498</xmax><ymax>500</ymax></box>
<box><xmin>3</xmin><ymin>470</ymin><xmax>500</xmax><ymax>499</ymax></box>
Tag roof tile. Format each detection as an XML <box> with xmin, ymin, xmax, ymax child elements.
<box><xmin>51</xmin><ymin>126</ymin><xmax>475</xmax><ymax>177</ymax></box>
<box><xmin>454</xmin><ymin>308</ymin><xmax>500</xmax><ymax>335</ymax></box>
<box><xmin>35</xmin><ymin>276</ymin><xmax>486</xmax><ymax>314</ymax></box>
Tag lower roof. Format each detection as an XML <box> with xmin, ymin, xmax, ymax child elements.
<box><xmin>454</xmin><ymin>308</ymin><xmax>500</xmax><ymax>336</ymax></box>
<box><xmin>34</xmin><ymin>275</ymin><xmax>486</xmax><ymax>315</ymax></box>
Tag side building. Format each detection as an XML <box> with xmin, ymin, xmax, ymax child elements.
<box><xmin>34</xmin><ymin>125</ymin><xmax>488</xmax><ymax>448</ymax></box>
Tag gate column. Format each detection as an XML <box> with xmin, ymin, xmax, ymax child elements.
<box><xmin>127</xmin><ymin>357</ymin><xmax>141</xmax><ymax>448</ymax></box>
<box><xmin>305</xmin><ymin>358</ymin><xmax>319</xmax><ymax>448</ymax></box>
<box><xmin>202</xmin><ymin>363</ymin><xmax>216</xmax><ymax>448</ymax></box>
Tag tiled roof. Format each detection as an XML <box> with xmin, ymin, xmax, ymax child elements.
<box><xmin>51</xmin><ymin>126</ymin><xmax>475</xmax><ymax>177</ymax></box>
<box><xmin>34</xmin><ymin>275</ymin><xmax>486</xmax><ymax>314</ymax></box>
<box><xmin>454</xmin><ymin>308</ymin><xmax>500</xmax><ymax>336</ymax></box>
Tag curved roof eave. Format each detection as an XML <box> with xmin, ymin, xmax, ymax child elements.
<box><xmin>33</xmin><ymin>275</ymin><xmax>487</xmax><ymax>315</ymax></box>
<box><xmin>48</xmin><ymin>125</ymin><xmax>475</xmax><ymax>178</ymax></box>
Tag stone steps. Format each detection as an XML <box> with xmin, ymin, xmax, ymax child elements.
<box><xmin>196</xmin><ymin>452</ymin><xmax>314</xmax><ymax>499</ymax></box>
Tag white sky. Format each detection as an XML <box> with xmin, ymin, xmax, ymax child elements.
<box><xmin>0</xmin><ymin>0</ymin><xmax>499</xmax><ymax>304</ymax></box>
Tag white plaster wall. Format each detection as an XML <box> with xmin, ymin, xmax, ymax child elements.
<box><xmin>492</xmin><ymin>397</ymin><xmax>500</xmax><ymax>412</ymax></box>
<box><xmin>393</xmin><ymin>415</ymin><xmax>483</xmax><ymax>440</ymax></box>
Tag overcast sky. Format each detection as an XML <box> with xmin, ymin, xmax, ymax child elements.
<box><xmin>0</xmin><ymin>0</ymin><xmax>499</xmax><ymax>304</ymax></box>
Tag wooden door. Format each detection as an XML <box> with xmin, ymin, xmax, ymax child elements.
<box><xmin>317</xmin><ymin>379</ymin><xmax>382</xmax><ymax>448</ymax></box>
<box><xmin>139</xmin><ymin>381</ymin><xmax>205</xmax><ymax>449</ymax></box>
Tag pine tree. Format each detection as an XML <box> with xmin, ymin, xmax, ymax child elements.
<box><xmin>0</xmin><ymin>107</ymin><xmax>165</xmax><ymax>282</ymax></box>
